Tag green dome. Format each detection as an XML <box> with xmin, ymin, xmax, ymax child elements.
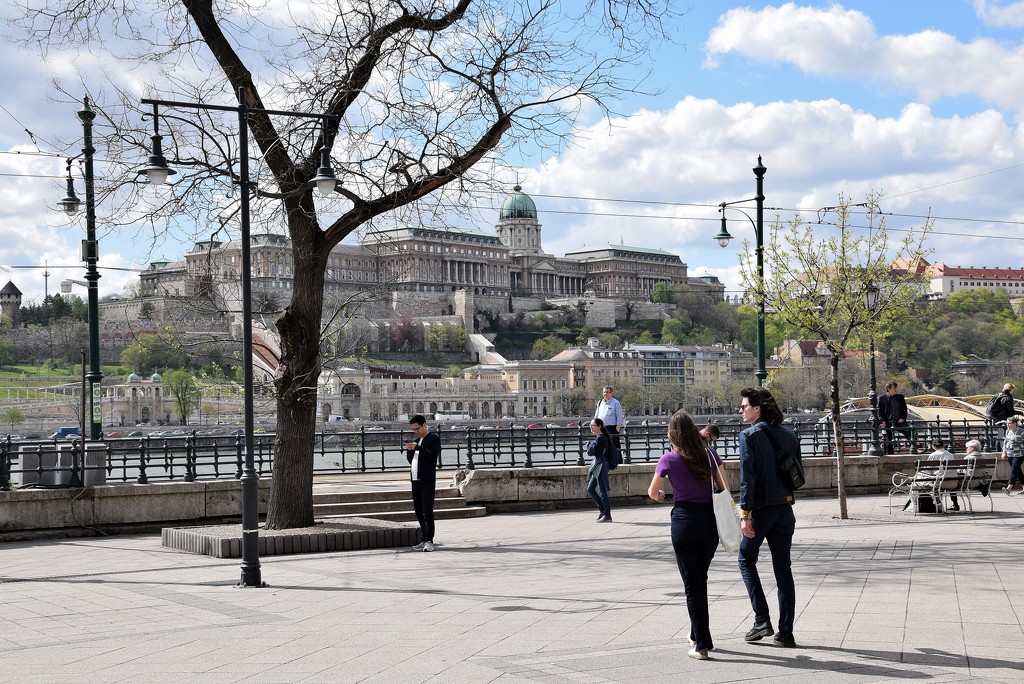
<box><xmin>127</xmin><ymin>372</ymin><xmax>140</xmax><ymax>383</ymax></box>
<box><xmin>499</xmin><ymin>185</ymin><xmax>537</xmax><ymax>220</ymax></box>
<box><xmin>150</xmin><ymin>372</ymin><xmax>162</xmax><ymax>382</ymax></box>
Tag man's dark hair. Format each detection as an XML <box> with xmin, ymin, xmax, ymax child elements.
<box><xmin>740</xmin><ymin>386</ymin><xmax>785</xmax><ymax>425</ymax></box>
<box><xmin>885</xmin><ymin>381</ymin><xmax>899</xmax><ymax>391</ymax></box>
<box><xmin>410</xmin><ymin>414</ymin><xmax>427</xmax><ymax>426</ymax></box>
<box><xmin>703</xmin><ymin>423</ymin><xmax>721</xmax><ymax>439</ymax></box>
<box><xmin>931</xmin><ymin>439</ymin><xmax>946</xmax><ymax>449</ymax></box>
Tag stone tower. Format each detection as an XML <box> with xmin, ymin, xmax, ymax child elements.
<box><xmin>0</xmin><ymin>281</ymin><xmax>22</xmax><ymax>324</ymax></box>
<box><xmin>495</xmin><ymin>185</ymin><xmax>542</xmax><ymax>253</ymax></box>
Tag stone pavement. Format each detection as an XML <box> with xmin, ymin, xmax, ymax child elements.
<box><xmin>2</xmin><ymin>491</ymin><xmax>1023</xmax><ymax>683</ymax></box>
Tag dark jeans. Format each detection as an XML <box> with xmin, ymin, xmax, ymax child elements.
<box><xmin>587</xmin><ymin>465</ymin><xmax>611</xmax><ymax>516</ymax></box>
<box><xmin>883</xmin><ymin>423</ymin><xmax>913</xmax><ymax>454</ymax></box>
<box><xmin>1010</xmin><ymin>456</ymin><xmax>1024</xmax><ymax>486</ymax></box>
<box><xmin>670</xmin><ymin>502</ymin><xmax>719</xmax><ymax>651</ymax></box>
<box><xmin>738</xmin><ymin>504</ymin><xmax>796</xmax><ymax>635</ymax></box>
<box><xmin>411</xmin><ymin>480</ymin><xmax>436</xmax><ymax>542</ymax></box>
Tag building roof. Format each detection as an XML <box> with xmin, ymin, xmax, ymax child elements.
<box><xmin>1</xmin><ymin>281</ymin><xmax>22</xmax><ymax>296</ymax></box>
<box><xmin>927</xmin><ymin>263</ymin><xmax>1024</xmax><ymax>280</ymax></box>
<box><xmin>499</xmin><ymin>185</ymin><xmax>537</xmax><ymax>220</ymax></box>
<box><xmin>564</xmin><ymin>244</ymin><xmax>682</xmax><ymax>260</ymax></box>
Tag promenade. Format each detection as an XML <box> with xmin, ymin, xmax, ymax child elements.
<box><xmin>2</xmin><ymin>491</ymin><xmax>1023</xmax><ymax>683</ymax></box>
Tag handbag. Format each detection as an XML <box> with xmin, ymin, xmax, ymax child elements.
<box><xmin>709</xmin><ymin>449</ymin><xmax>741</xmax><ymax>553</ymax></box>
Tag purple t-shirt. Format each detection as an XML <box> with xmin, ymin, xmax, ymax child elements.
<box><xmin>656</xmin><ymin>448</ymin><xmax>722</xmax><ymax>503</ymax></box>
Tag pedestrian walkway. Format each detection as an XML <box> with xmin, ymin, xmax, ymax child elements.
<box><xmin>2</xmin><ymin>492</ymin><xmax>1023</xmax><ymax>683</ymax></box>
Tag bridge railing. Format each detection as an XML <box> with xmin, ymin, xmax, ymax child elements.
<box><xmin>0</xmin><ymin>417</ymin><xmax>1008</xmax><ymax>490</ymax></box>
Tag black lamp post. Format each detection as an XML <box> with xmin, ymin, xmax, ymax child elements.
<box><xmin>57</xmin><ymin>97</ymin><xmax>104</xmax><ymax>443</ymax></box>
<box><xmin>713</xmin><ymin>156</ymin><xmax>767</xmax><ymax>386</ymax></box>
<box><xmin>137</xmin><ymin>87</ymin><xmax>338</xmax><ymax>588</ymax></box>
<box><xmin>864</xmin><ymin>282</ymin><xmax>883</xmax><ymax>456</ymax></box>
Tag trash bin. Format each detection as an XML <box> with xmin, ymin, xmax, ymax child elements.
<box><xmin>83</xmin><ymin>442</ymin><xmax>107</xmax><ymax>486</ymax></box>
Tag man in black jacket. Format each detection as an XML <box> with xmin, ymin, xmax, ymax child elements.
<box><xmin>737</xmin><ymin>387</ymin><xmax>800</xmax><ymax>648</ymax></box>
<box><xmin>877</xmin><ymin>382</ymin><xmax>911</xmax><ymax>455</ymax></box>
<box><xmin>405</xmin><ymin>415</ymin><xmax>440</xmax><ymax>552</ymax></box>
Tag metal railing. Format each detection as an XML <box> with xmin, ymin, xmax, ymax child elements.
<box><xmin>0</xmin><ymin>417</ymin><xmax>1007</xmax><ymax>490</ymax></box>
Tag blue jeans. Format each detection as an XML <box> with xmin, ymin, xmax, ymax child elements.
<box><xmin>670</xmin><ymin>502</ymin><xmax>719</xmax><ymax>651</ymax></box>
<box><xmin>587</xmin><ymin>465</ymin><xmax>611</xmax><ymax>516</ymax></box>
<box><xmin>738</xmin><ymin>504</ymin><xmax>796</xmax><ymax>635</ymax></box>
<box><xmin>1010</xmin><ymin>456</ymin><xmax>1024</xmax><ymax>486</ymax></box>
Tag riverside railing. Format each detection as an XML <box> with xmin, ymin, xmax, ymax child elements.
<box><xmin>0</xmin><ymin>417</ymin><xmax>1008</xmax><ymax>490</ymax></box>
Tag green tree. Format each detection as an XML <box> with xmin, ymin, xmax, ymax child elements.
<box><xmin>163</xmin><ymin>370</ymin><xmax>202</xmax><ymax>425</ymax></box>
<box><xmin>651</xmin><ymin>281</ymin><xmax>675</xmax><ymax>304</ymax></box>
<box><xmin>1</xmin><ymin>407</ymin><xmax>26</xmax><ymax>433</ymax></box>
<box><xmin>661</xmin><ymin>318</ymin><xmax>684</xmax><ymax>343</ymax></box>
<box><xmin>532</xmin><ymin>335</ymin><xmax>569</xmax><ymax>360</ymax></box>
<box><xmin>750</xmin><ymin>193</ymin><xmax>931</xmax><ymax>519</ymax></box>
<box><xmin>15</xmin><ymin>0</ymin><xmax>676</xmax><ymax>530</ymax></box>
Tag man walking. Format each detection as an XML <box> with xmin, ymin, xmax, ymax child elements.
<box><xmin>594</xmin><ymin>386</ymin><xmax>625</xmax><ymax>450</ymax></box>
<box><xmin>877</xmin><ymin>382</ymin><xmax>911</xmax><ymax>454</ymax></box>
<box><xmin>405</xmin><ymin>415</ymin><xmax>440</xmax><ymax>552</ymax></box>
<box><xmin>737</xmin><ymin>387</ymin><xmax>801</xmax><ymax>648</ymax></box>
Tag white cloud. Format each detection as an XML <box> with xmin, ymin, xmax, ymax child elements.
<box><xmin>974</xmin><ymin>0</ymin><xmax>1024</xmax><ymax>27</ymax></box>
<box><xmin>705</xmin><ymin>3</ymin><xmax>1024</xmax><ymax>110</ymax></box>
<box><xmin>522</xmin><ymin>96</ymin><xmax>1024</xmax><ymax>294</ymax></box>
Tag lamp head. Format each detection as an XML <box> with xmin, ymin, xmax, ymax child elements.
<box><xmin>714</xmin><ymin>214</ymin><xmax>733</xmax><ymax>248</ymax></box>
<box><xmin>58</xmin><ymin>159</ymin><xmax>82</xmax><ymax>214</ymax></box>
<box><xmin>311</xmin><ymin>144</ymin><xmax>338</xmax><ymax>196</ymax></box>
<box><xmin>136</xmin><ymin>133</ymin><xmax>176</xmax><ymax>185</ymax></box>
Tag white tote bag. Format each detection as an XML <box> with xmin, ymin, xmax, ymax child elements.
<box><xmin>709</xmin><ymin>450</ymin><xmax>742</xmax><ymax>553</ymax></box>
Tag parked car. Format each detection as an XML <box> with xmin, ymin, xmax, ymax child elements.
<box><xmin>566</xmin><ymin>422</ymin><xmax>578</xmax><ymax>428</ymax></box>
<box><xmin>128</xmin><ymin>431</ymin><xmax>143</xmax><ymax>437</ymax></box>
<box><xmin>365</xmin><ymin>425</ymin><xmax>385</xmax><ymax>431</ymax></box>
<box><xmin>527</xmin><ymin>423</ymin><xmax>543</xmax><ymax>429</ymax></box>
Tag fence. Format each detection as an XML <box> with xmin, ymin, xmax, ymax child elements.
<box><xmin>0</xmin><ymin>416</ymin><xmax>1007</xmax><ymax>490</ymax></box>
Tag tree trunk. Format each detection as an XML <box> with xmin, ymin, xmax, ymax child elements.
<box><xmin>830</xmin><ymin>354</ymin><xmax>849</xmax><ymax>519</ymax></box>
<box><xmin>265</xmin><ymin>208</ymin><xmax>328</xmax><ymax>530</ymax></box>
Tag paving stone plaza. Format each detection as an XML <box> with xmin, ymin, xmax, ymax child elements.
<box><xmin>2</xmin><ymin>491</ymin><xmax>1023</xmax><ymax>683</ymax></box>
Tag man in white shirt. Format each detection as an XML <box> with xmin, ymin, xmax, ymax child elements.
<box><xmin>594</xmin><ymin>386</ymin><xmax>624</xmax><ymax>450</ymax></box>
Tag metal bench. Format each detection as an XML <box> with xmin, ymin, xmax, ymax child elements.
<box><xmin>889</xmin><ymin>458</ymin><xmax>998</xmax><ymax>515</ymax></box>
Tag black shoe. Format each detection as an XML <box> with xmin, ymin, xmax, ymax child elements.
<box><xmin>951</xmin><ymin>504</ymin><xmax>960</xmax><ymax>511</ymax></box>
<box><xmin>773</xmin><ymin>633</ymin><xmax>797</xmax><ymax>648</ymax></box>
<box><xmin>596</xmin><ymin>513</ymin><xmax>605</xmax><ymax>522</ymax></box>
<box><xmin>744</xmin><ymin>622</ymin><xmax>774</xmax><ymax>642</ymax></box>
<box><xmin>979</xmin><ymin>483</ymin><xmax>989</xmax><ymax>497</ymax></box>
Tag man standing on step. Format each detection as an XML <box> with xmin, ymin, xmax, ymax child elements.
<box><xmin>405</xmin><ymin>414</ymin><xmax>440</xmax><ymax>552</ymax></box>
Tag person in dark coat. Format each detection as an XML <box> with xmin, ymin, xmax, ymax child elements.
<box><xmin>737</xmin><ymin>387</ymin><xmax>801</xmax><ymax>649</ymax></box>
<box><xmin>877</xmin><ymin>382</ymin><xmax>911</xmax><ymax>454</ymax></box>
<box><xmin>405</xmin><ymin>414</ymin><xmax>440</xmax><ymax>551</ymax></box>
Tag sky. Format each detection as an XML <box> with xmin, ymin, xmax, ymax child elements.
<box><xmin>2</xmin><ymin>1</ymin><xmax>1024</xmax><ymax>304</ymax></box>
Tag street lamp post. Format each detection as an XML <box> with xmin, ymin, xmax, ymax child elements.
<box><xmin>57</xmin><ymin>97</ymin><xmax>104</xmax><ymax>442</ymax></box>
<box><xmin>713</xmin><ymin>156</ymin><xmax>767</xmax><ymax>386</ymax></box>
<box><xmin>137</xmin><ymin>87</ymin><xmax>338</xmax><ymax>588</ymax></box>
<box><xmin>864</xmin><ymin>283</ymin><xmax>883</xmax><ymax>456</ymax></box>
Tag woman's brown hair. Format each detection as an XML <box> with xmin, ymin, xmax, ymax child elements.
<box><xmin>667</xmin><ymin>409</ymin><xmax>711</xmax><ymax>480</ymax></box>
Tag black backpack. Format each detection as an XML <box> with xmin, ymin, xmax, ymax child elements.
<box><xmin>607</xmin><ymin>447</ymin><xmax>622</xmax><ymax>470</ymax></box>
<box><xmin>987</xmin><ymin>393</ymin><xmax>1012</xmax><ymax>421</ymax></box>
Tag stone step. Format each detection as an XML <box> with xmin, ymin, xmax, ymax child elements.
<box><xmin>311</xmin><ymin>487</ymin><xmax>463</xmax><ymax>505</ymax></box>
<box><xmin>317</xmin><ymin>506</ymin><xmax>489</xmax><ymax>523</ymax></box>
<box><xmin>311</xmin><ymin>485</ymin><xmax>486</xmax><ymax>524</ymax></box>
<box><xmin>313</xmin><ymin>496</ymin><xmax>471</xmax><ymax>516</ymax></box>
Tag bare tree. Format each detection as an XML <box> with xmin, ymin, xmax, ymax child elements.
<box><xmin>14</xmin><ymin>0</ymin><xmax>677</xmax><ymax>528</ymax></box>
<box><xmin>746</xmin><ymin>194</ymin><xmax>931</xmax><ymax>519</ymax></box>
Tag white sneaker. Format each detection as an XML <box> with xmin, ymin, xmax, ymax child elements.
<box><xmin>422</xmin><ymin>541</ymin><xmax>435</xmax><ymax>552</ymax></box>
<box><xmin>411</xmin><ymin>542</ymin><xmax>427</xmax><ymax>551</ymax></box>
<box><xmin>687</xmin><ymin>647</ymin><xmax>709</xmax><ymax>660</ymax></box>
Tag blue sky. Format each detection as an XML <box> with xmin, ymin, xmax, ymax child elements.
<box><xmin>3</xmin><ymin>1</ymin><xmax>1024</xmax><ymax>303</ymax></box>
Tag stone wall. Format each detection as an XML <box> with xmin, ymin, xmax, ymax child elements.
<box><xmin>455</xmin><ymin>453</ymin><xmax>1009</xmax><ymax>511</ymax></box>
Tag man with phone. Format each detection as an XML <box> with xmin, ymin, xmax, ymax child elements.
<box><xmin>405</xmin><ymin>415</ymin><xmax>441</xmax><ymax>552</ymax></box>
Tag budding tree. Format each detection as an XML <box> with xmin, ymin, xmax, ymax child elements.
<box><xmin>743</xmin><ymin>193</ymin><xmax>931</xmax><ymax>519</ymax></box>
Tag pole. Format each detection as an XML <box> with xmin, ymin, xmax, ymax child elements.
<box><xmin>753</xmin><ymin>157</ymin><xmax>767</xmax><ymax>387</ymax></box>
<box><xmin>866</xmin><ymin>338</ymin><xmax>882</xmax><ymax>456</ymax></box>
<box><xmin>236</xmin><ymin>86</ymin><xmax>263</xmax><ymax>588</ymax></box>
<box><xmin>79</xmin><ymin>98</ymin><xmax>103</xmax><ymax>440</ymax></box>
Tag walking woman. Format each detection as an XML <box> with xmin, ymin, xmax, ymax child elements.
<box><xmin>587</xmin><ymin>417</ymin><xmax>614</xmax><ymax>522</ymax></box>
<box><xmin>1003</xmin><ymin>416</ymin><xmax>1024</xmax><ymax>494</ymax></box>
<box><xmin>648</xmin><ymin>409</ymin><xmax>729</xmax><ymax>660</ymax></box>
